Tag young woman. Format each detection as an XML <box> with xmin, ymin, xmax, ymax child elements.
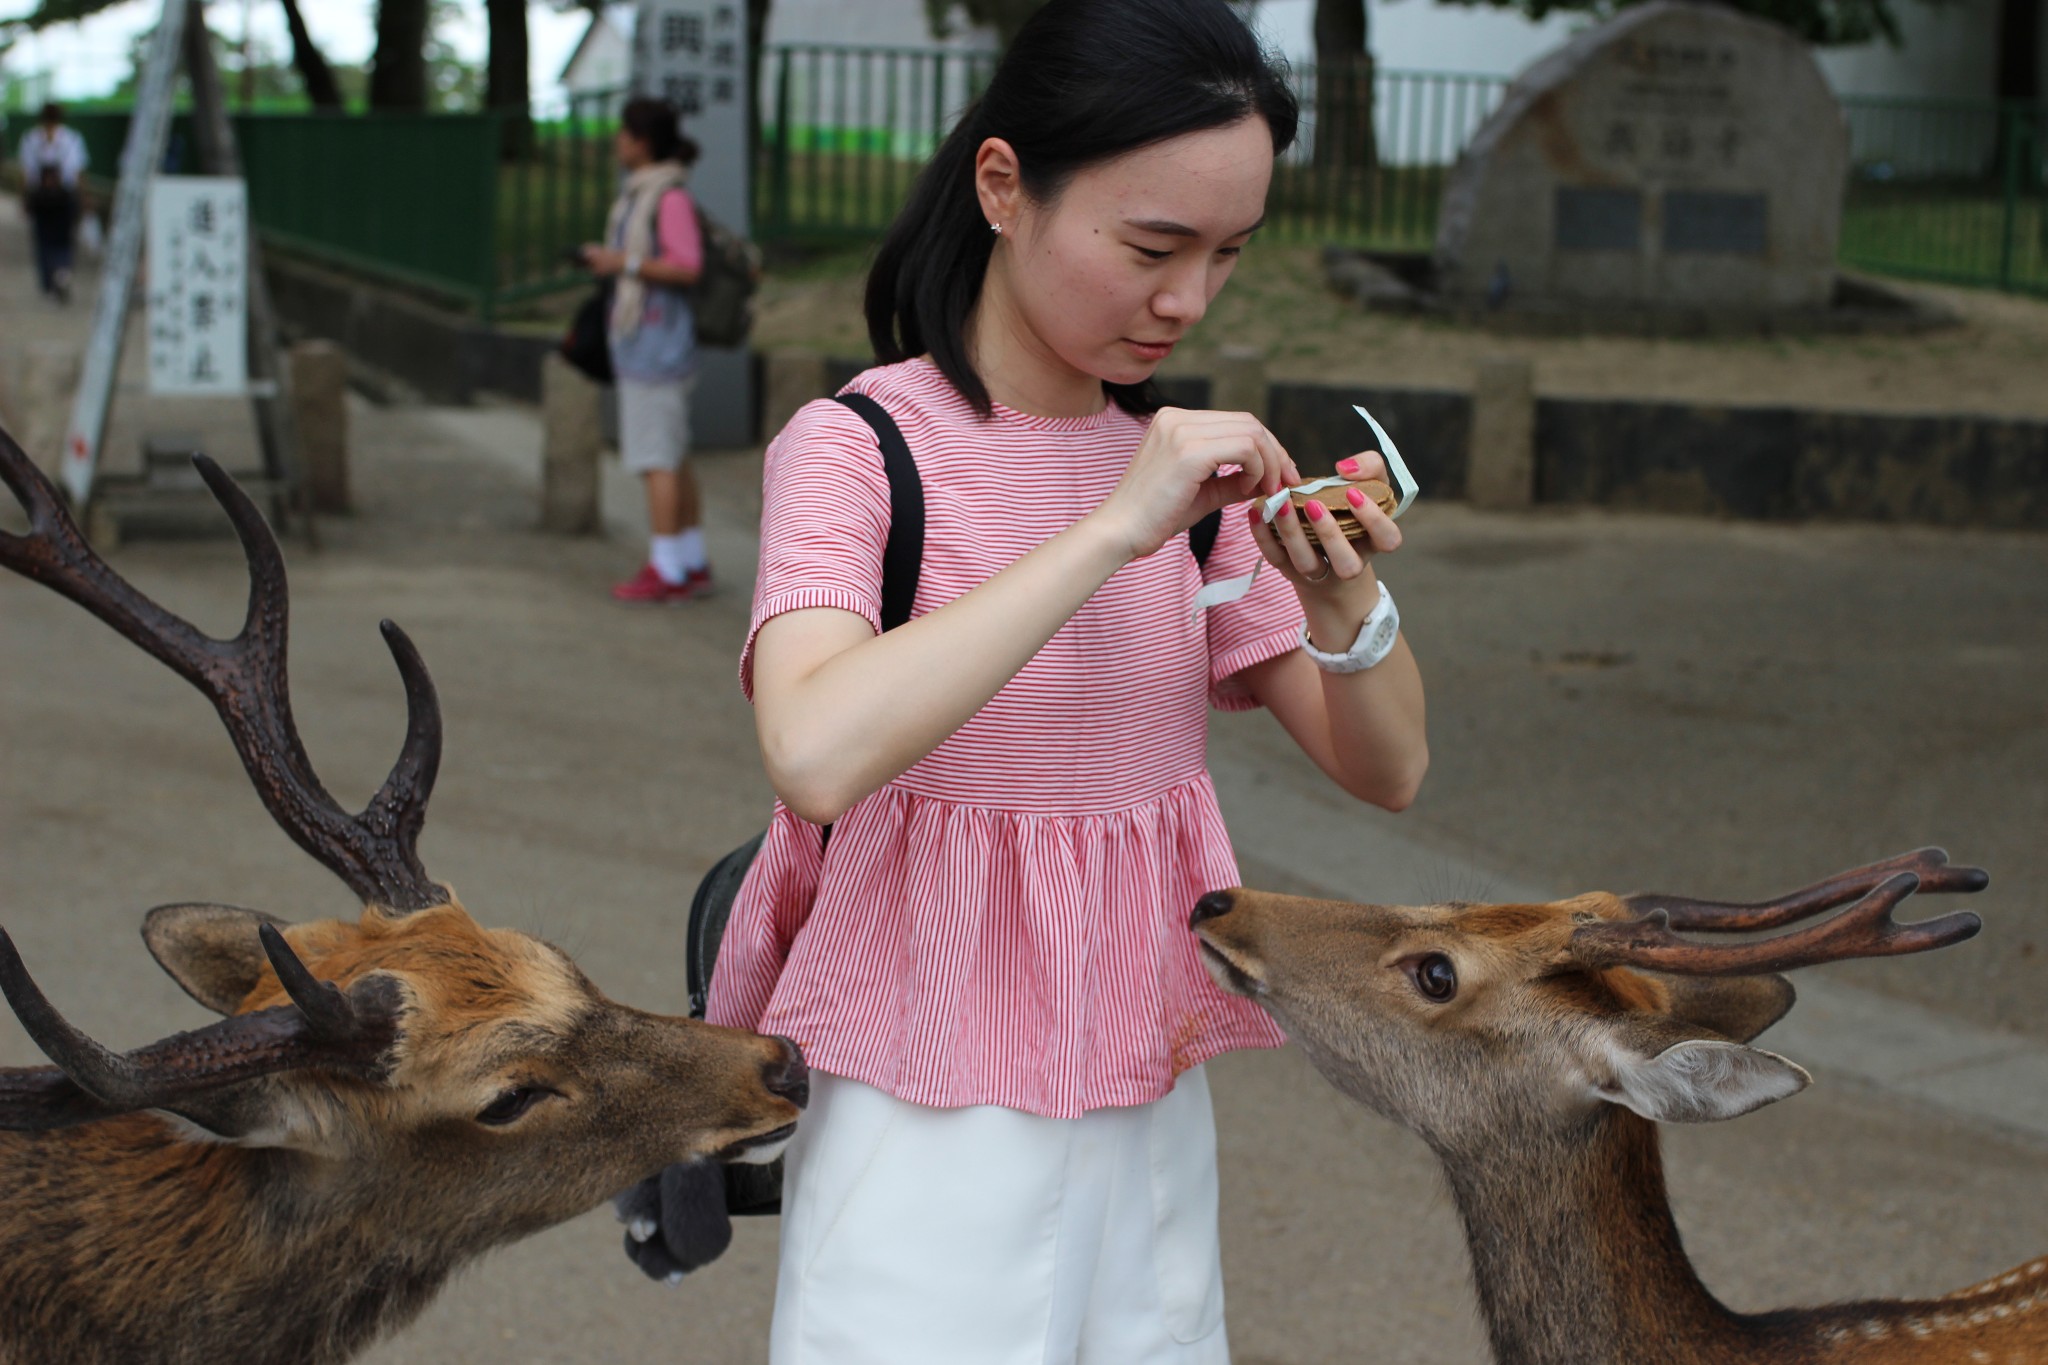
<box><xmin>581</xmin><ymin>96</ymin><xmax>711</xmax><ymax>602</ymax></box>
<box><xmin>709</xmin><ymin>2</ymin><xmax>1428</xmax><ymax>1358</ymax></box>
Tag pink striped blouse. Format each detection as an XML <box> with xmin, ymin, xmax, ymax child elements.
<box><xmin>707</xmin><ymin>358</ymin><xmax>1299</xmax><ymax>1118</ymax></box>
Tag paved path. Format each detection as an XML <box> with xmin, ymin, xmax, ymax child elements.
<box><xmin>3</xmin><ymin>215</ymin><xmax>2044</xmax><ymax>1363</ymax></box>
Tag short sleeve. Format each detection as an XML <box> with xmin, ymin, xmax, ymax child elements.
<box><xmin>740</xmin><ymin>397</ymin><xmax>893</xmax><ymax>700</ymax></box>
<box><xmin>657</xmin><ymin>188</ymin><xmax>703</xmax><ymax>274</ymax></box>
<box><xmin>1201</xmin><ymin>505</ymin><xmax>1304</xmax><ymax>711</ymax></box>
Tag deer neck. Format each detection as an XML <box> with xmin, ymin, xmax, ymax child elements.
<box><xmin>0</xmin><ymin>1122</ymin><xmax>463</xmax><ymax>1365</ymax></box>
<box><xmin>1436</xmin><ymin>1106</ymin><xmax>1742</xmax><ymax>1365</ymax></box>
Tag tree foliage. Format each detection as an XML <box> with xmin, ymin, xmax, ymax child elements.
<box><xmin>1440</xmin><ymin>0</ymin><xmax>1920</xmax><ymax>48</ymax></box>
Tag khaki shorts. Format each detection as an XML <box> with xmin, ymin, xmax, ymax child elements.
<box><xmin>617</xmin><ymin>374</ymin><xmax>697</xmax><ymax>474</ymax></box>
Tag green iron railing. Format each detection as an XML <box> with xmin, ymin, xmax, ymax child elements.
<box><xmin>1838</xmin><ymin>98</ymin><xmax>2046</xmax><ymax>296</ymax></box>
<box><xmin>37</xmin><ymin>50</ymin><xmax>2048</xmax><ymax>312</ymax></box>
<box><xmin>751</xmin><ymin>49</ymin><xmax>1510</xmax><ymax>248</ymax></box>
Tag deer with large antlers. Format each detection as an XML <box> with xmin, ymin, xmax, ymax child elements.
<box><xmin>0</xmin><ymin>434</ymin><xmax>806</xmax><ymax>1365</ymax></box>
<box><xmin>1192</xmin><ymin>850</ymin><xmax>2046</xmax><ymax>1364</ymax></box>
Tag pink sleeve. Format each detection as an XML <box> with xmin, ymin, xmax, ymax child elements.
<box><xmin>658</xmin><ymin>189</ymin><xmax>704</xmax><ymax>274</ymax></box>
<box><xmin>739</xmin><ymin>397</ymin><xmax>893</xmax><ymax>700</ymax></box>
<box><xmin>1202</xmin><ymin>504</ymin><xmax>1306</xmax><ymax>711</ymax></box>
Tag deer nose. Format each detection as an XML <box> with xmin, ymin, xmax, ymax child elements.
<box><xmin>1190</xmin><ymin>891</ymin><xmax>1235</xmax><ymax>928</ymax></box>
<box><xmin>764</xmin><ymin>1037</ymin><xmax>810</xmax><ymax>1109</ymax></box>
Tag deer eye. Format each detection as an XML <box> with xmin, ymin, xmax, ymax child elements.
<box><xmin>1404</xmin><ymin>953</ymin><xmax>1459</xmax><ymax>1003</ymax></box>
<box><xmin>476</xmin><ymin>1086</ymin><xmax>552</xmax><ymax>1127</ymax></box>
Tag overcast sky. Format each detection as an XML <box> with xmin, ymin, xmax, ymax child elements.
<box><xmin>1</xmin><ymin>0</ymin><xmax>594</xmax><ymax>102</ymax></box>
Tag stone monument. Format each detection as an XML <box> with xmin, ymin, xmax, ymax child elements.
<box><xmin>1434</xmin><ymin>1</ymin><xmax>1849</xmax><ymax>323</ymax></box>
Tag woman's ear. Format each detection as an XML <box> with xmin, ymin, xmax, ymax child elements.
<box><xmin>973</xmin><ymin>136</ymin><xmax>1024</xmax><ymax>233</ymax></box>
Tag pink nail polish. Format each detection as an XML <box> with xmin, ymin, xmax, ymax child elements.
<box><xmin>1246</xmin><ymin>503</ymin><xmax>1262</xmax><ymax>526</ymax></box>
<box><xmin>1346</xmin><ymin>487</ymin><xmax>1367</xmax><ymax>508</ymax></box>
<box><xmin>1304</xmin><ymin>499</ymin><xmax>1326</xmax><ymax>522</ymax></box>
<box><xmin>1335</xmin><ymin>457</ymin><xmax>1360</xmax><ymax>476</ymax></box>
<box><xmin>1278</xmin><ymin>499</ymin><xmax>1295</xmax><ymax>518</ymax></box>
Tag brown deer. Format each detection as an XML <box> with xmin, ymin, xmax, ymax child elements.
<box><xmin>1192</xmin><ymin>850</ymin><xmax>2048</xmax><ymax>1364</ymax></box>
<box><xmin>0</xmin><ymin>432</ymin><xmax>806</xmax><ymax>1365</ymax></box>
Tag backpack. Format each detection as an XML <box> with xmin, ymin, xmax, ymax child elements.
<box><xmin>687</xmin><ymin>392</ymin><xmax>1222</xmax><ymax>1216</ymax></box>
<box><xmin>689</xmin><ymin>203</ymin><xmax>762</xmax><ymax>349</ymax></box>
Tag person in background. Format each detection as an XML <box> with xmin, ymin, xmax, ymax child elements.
<box><xmin>17</xmin><ymin>102</ymin><xmax>87</xmax><ymax>303</ymax></box>
<box><xmin>580</xmin><ymin>96</ymin><xmax>710</xmax><ymax>603</ymax></box>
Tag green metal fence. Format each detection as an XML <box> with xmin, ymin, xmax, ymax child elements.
<box><xmin>34</xmin><ymin>50</ymin><xmax>2048</xmax><ymax>312</ymax></box>
<box><xmin>1838</xmin><ymin>99</ymin><xmax>2047</xmax><ymax>296</ymax></box>
<box><xmin>752</xmin><ymin>48</ymin><xmax>1510</xmax><ymax>248</ymax></box>
<box><xmin>51</xmin><ymin>94</ymin><xmax>622</xmax><ymax>319</ymax></box>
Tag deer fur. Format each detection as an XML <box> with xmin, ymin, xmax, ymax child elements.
<box><xmin>0</xmin><ymin>900</ymin><xmax>805</xmax><ymax>1365</ymax></box>
<box><xmin>1192</xmin><ymin>870</ymin><xmax>2045</xmax><ymax>1364</ymax></box>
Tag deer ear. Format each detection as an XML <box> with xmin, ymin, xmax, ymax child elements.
<box><xmin>142</xmin><ymin>903</ymin><xmax>289</xmax><ymax>1015</ymax></box>
<box><xmin>1591</xmin><ymin>1016</ymin><xmax>1810</xmax><ymax>1124</ymax></box>
<box><xmin>1655</xmin><ymin>974</ymin><xmax>1796</xmax><ymax>1044</ymax></box>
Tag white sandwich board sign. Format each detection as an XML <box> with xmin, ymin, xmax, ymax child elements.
<box><xmin>147</xmin><ymin>176</ymin><xmax>249</xmax><ymax>396</ymax></box>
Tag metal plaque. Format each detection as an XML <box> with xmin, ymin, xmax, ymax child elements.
<box><xmin>1554</xmin><ymin>187</ymin><xmax>1643</xmax><ymax>253</ymax></box>
<box><xmin>1663</xmin><ymin>190</ymin><xmax>1768</xmax><ymax>254</ymax></box>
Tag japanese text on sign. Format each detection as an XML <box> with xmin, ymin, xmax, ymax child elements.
<box><xmin>146</xmin><ymin>176</ymin><xmax>248</xmax><ymax>396</ymax></box>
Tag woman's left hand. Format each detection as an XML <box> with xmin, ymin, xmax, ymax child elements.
<box><xmin>583</xmin><ymin>246</ymin><xmax>626</xmax><ymax>277</ymax></box>
<box><xmin>1248</xmin><ymin>449</ymin><xmax>1402</xmax><ymax>613</ymax></box>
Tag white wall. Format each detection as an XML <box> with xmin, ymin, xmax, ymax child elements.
<box><xmin>1813</xmin><ymin>0</ymin><xmax>2005</xmax><ymax>101</ymax></box>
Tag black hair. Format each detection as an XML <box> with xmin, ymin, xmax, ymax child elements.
<box><xmin>619</xmin><ymin>95</ymin><xmax>701</xmax><ymax>167</ymax></box>
<box><xmin>865</xmin><ymin>0</ymin><xmax>1297</xmax><ymax>418</ymax></box>
<box><xmin>38</xmin><ymin>102</ymin><xmax>63</xmax><ymax>125</ymax></box>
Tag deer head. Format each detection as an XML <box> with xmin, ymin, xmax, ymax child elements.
<box><xmin>0</xmin><ymin>433</ymin><xmax>804</xmax><ymax>1244</ymax></box>
<box><xmin>1189</xmin><ymin>849</ymin><xmax>1985</xmax><ymax>1154</ymax></box>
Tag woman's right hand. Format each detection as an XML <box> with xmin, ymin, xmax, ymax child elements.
<box><xmin>1088</xmin><ymin>408</ymin><xmax>1301</xmax><ymax>561</ymax></box>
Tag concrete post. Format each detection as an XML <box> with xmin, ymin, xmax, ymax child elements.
<box><xmin>1211</xmin><ymin>344</ymin><xmax>1269</xmax><ymax>424</ymax></box>
<box><xmin>20</xmin><ymin>343</ymin><xmax>82</xmax><ymax>484</ymax></box>
<box><xmin>1467</xmin><ymin>356</ymin><xmax>1536</xmax><ymax>510</ymax></box>
<box><xmin>289</xmin><ymin>340</ymin><xmax>350</xmax><ymax>514</ymax></box>
<box><xmin>541</xmin><ymin>352</ymin><xmax>604</xmax><ymax>535</ymax></box>
<box><xmin>762</xmin><ymin>349</ymin><xmax>831</xmax><ymax>443</ymax></box>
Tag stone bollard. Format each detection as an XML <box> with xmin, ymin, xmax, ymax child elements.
<box><xmin>20</xmin><ymin>342</ymin><xmax>82</xmax><ymax>484</ymax></box>
<box><xmin>1467</xmin><ymin>356</ymin><xmax>1536</xmax><ymax>510</ymax></box>
<box><xmin>762</xmin><ymin>349</ymin><xmax>831</xmax><ymax>443</ymax></box>
<box><xmin>1210</xmin><ymin>344</ymin><xmax>1269</xmax><ymax>424</ymax></box>
<box><xmin>541</xmin><ymin>352</ymin><xmax>604</xmax><ymax>535</ymax></box>
<box><xmin>289</xmin><ymin>340</ymin><xmax>351</xmax><ymax>514</ymax></box>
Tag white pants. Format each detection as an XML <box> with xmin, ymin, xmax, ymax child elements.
<box><xmin>770</xmin><ymin>1068</ymin><xmax>1230</xmax><ymax>1365</ymax></box>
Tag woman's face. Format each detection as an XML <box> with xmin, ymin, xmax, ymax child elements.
<box><xmin>616</xmin><ymin>128</ymin><xmax>652</xmax><ymax>170</ymax></box>
<box><xmin>984</xmin><ymin>117</ymin><xmax>1274</xmax><ymax>388</ymax></box>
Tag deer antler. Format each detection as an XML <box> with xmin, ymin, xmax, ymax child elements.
<box><xmin>0</xmin><ymin>927</ymin><xmax>404</xmax><ymax>1131</ymax></box>
<box><xmin>0</xmin><ymin>425</ymin><xmax>446</xmax><ymax>912</ymax></box>
<box><xmin>1619</xmin><ymin>847</ymin><xmax>1987</xmax><ymax>930</ymax></box>
<box><xmin>1571</xmin><ymin>862</ymin><xmax>1985</xmax><ymax>977</ymax></box>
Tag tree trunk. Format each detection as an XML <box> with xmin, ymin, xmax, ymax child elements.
<box><xmin>1313</xmin><ymin>0</ymin><xmax>1376</xmax><ymax>175</ymax></box>
<box><xmin>1991</xmin><ymin>0</ymin><xmax>2042</xmax><ymax>188</ymax></box>
<box><xmin>368</xmin><ymin>0</ymin><xmax>429</xmax><ymax>112</ymax></box>
<box><xmin>485</xmin><ymin>0</ymin><xmax>532</xmax><ymax>158</ymax></box>
<box><xmin>276</xmin><ymin>0</ymin><xmax>343</xmax><ymax>110</ymax></box>
<box><xmin>748</xmin><ymin>0</ymin><xmax>770</xmax><ymax>187</ymax></box>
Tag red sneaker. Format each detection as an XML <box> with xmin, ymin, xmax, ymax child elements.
<box><xmin>611</xmin><ymin>563</ymin><xmax>714</xmax><ymax>603</ymax></box>
<box><xmin>612</xmin><ymin>563</ymin><xmax>681</xmax><ymax>603</ymax></box>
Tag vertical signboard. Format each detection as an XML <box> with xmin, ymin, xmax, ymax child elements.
<box><xmin>147</xmin><ymin>177</ymin><xmax>249</xmax><ymax>397</ymax></box>
<box><xmin>632</xmin><ymin>0</ymin><xmax>753</xmax><ymax>446</ymax></box>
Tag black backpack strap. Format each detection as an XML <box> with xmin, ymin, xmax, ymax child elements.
<box><xmin>832</xmin><ymin>392</ymin><xmax>924</xmax><ymax>633</ymax></box>
<box><xmin>1189</xmin><ymin>509</ymin><xmax>1222</xmax><ymax>570</ymax></box>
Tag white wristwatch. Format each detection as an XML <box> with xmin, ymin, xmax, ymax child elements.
<box><xmin>1300</xmin><ymin>581</ymin><xmax>1400</xmax><ymax>674</ymax></box>
<box><xmin>624</xmin><ymin>253</ymin><xmax>644</xmax><ymax>279</ymax></box>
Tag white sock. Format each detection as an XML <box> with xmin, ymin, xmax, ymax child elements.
<box><xmin>676</xmin><ymin>527</ymin><xmax>707</xmax><ymax>572</ymax></box>
<box><xmin>649</xmin><ymin>534</ymin><xmax>689</xmax><ymax>585</ymax></box>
